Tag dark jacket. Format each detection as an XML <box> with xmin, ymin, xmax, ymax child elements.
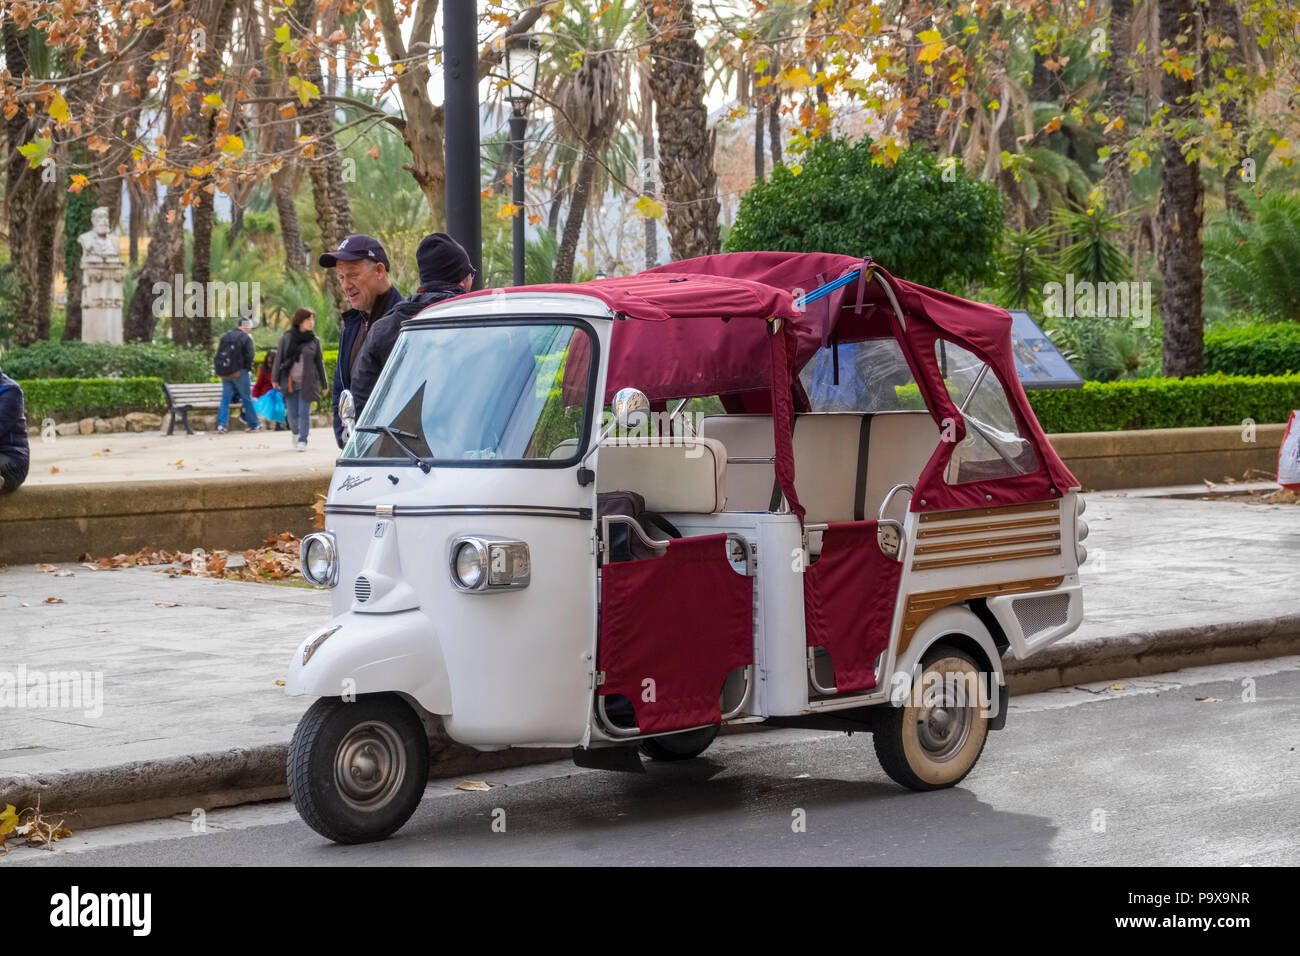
<box><xmin>272</xmin><ymin>331</ymin><xmax>328</xmax><ymax>404</ymax></box>
<box><xmin>0</xmin><ymin>370</ymin><xmax>30</xmax><ymax>493</ymax></box>
<box><xmin>351</xmin><ymin>281</ymin><xmax>468</xmax><ymax>414</ymax></box>
<box><xmin>215</xmin><ymin>328</ymin><xmax>255</xmax><ymax>376</ymax></box>
<box><xmin>333</xmin><ymin>285</ymin><xmax>404</xmax><ymax>447</ymax></box>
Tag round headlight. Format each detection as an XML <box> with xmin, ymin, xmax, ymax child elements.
<box><xmin>301</xmin><ymin>534</ymin><xmax>336</xmax><ymax>587</ymax></box>
<box><xmin>453</xmin><ymin>542</ymin><xmax>485</xmax><ymax>590</ymax></box>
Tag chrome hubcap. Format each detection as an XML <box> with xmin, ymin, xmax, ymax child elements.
<box><xmin>334</xmin><ymin>720</ymin><xmax>406</xmax><ymax>812</ymax></box>
<box><xmin>914</xmin><ymin>668</ymin><xmax>974</xmax><ymax>762</ymax></box>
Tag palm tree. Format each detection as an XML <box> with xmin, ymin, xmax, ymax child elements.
<box><xmin>642</xmin><ymin>0</ymin><xmax>721</xmax><ymax>260</ymax></box>
<box><xmin>552</xmin><ymin>47</ymin><xmax>626</xmax><ymax>282</ymax></box>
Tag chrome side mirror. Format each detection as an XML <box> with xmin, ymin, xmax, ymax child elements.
<box><xmin>339</xmin><ymin>389</ymin><xmax>357</xmax><ymax>441</ymax></box>
<box><xmin>611</xmin><ymin>387</ymin><xmax>649</xmax><ymax>433</ymax></box>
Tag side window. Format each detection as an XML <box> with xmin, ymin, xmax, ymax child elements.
<box><xmin>800</xmin><ymin>338</ymin><xmax>925</xmax><ymax>411</ymax></box>
<box><xmin>935</xmin><ymin>340</ymin><xmax>1039</xmax><ymax>484</ymax></box>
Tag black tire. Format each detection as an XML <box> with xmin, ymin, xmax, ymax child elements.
<box><xmin>287</xmin><ymin>693</ymin><xmax>429</xmax><ymax>844</ymax></box>
<box><xmin>873</xmin><ymin>645</ymin><xmax>990</xmax><ymax>791</ymax></box>
<box><xmin>639</xmin><ymin>724</ymin><xmax>720</xmax><ymax>762</ymax></box>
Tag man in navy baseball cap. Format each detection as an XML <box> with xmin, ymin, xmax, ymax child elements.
<box><xmin>318</xmin><ymin>233</ymin><xmax>390</xmax><ymax>270</ymax></box>
<box><xmin>320</xmin><ymin>234</ymin><xmax>404</xmax><ymax>447</ymax></box>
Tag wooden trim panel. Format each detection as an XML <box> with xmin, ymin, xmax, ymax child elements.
<box><xmin>911</xmin><ymin>545</ymin><xmax>1062</xmax><ymax>572</ymax></box>
<box><xmin>896</xmin><ymin>575</ymin><xmax>1065</xmax><ymax>655</ymax></box>
<box><xmin>913</xmin><ymin>530</ymin><xmax>1061</xmax><ymax>556</ymax></box>
<box><xmin>918</xmin><ymin>500</ymin><xmax>1060</xmax><ymax>523</ymax></box>
<box><xmin>916</xmin><ymin>515</ymin><xmax>1060</xmax><ymax>538</ymax></box>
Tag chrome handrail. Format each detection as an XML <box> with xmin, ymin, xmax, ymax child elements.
<box><xmin>877</xmin><ymin>482</ymin><xmax>914</xmax><ymax>523</ymax></box>
<box><xmin>808</xmin><ymin>647</ymin><xmax>837</xmax><ymax>696</ymax></box>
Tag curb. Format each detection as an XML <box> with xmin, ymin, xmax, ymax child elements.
<box><xmin>6</xmin><ymin>616</ymin><xmax>1299</xmax><ymax>830</ymax></box>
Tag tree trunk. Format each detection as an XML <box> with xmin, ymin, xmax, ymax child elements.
<box><xmin>293</xmin><ymin>4</ymin><xmax>354</xmax><ymax>310</ymax></box>
<box><xmin>643</xmin><ymin>0</ymin><xmax>722</xmax><ymax>261</ymax></box>
<box><xmin>4</xmin><ymin>20</ymin><xmax>38</xmax><ymax>345</ymax></box>
<box><xmin>274</xmin><ymin>166</ymin><xmax>308</xmax><ymax>271</ymax></box>
<box><xmin>640</xmin><ymin>68</ymin><xmax>658</xmax><ymax>269</ymax></box>
<box><xmin>1208</xmin><ymin>0</ymin><xmax>1249</xmax><ymax>219</ymax></box>
<box><xmin>170</xmin><ymin>227</ymin><xmax>188</xmax><ymax>346</ymax></box>
<box><xmin>768</xmin><ymin>89</ymin><xmax>782</xmax><ymax>168</ymax></box>
<box><xmin>554</xmin><ymin>150</ymin><xmax>598</xmax><ymax>283</ymax></box>
<box><xmin>904</xmin><ymin>2</ymin><xmax>940</xmax><ymax>149</ymax></box>
<box><xmin>191</xmin><ymin>187</ymin><xmax>215</xmax><ymax>345</ymax></box>
<box><xmin>125</xmin><ymin>189</ymin><xmax>184</xmax><ymax>342</ymax></box>
<box><xmin>1158</xmin><ymin>0</ymin><xmax>1205</xmax><ymax>377</ymax></box>
<box><xmin>1103</xmin><ymin>0</ymin><xmax>1135</xmax><ymax>228</ymax></box>
<box><xmin>30</xmin><ymin>177</ymin><xmax>61</xmax><ymax>341</ymax></box>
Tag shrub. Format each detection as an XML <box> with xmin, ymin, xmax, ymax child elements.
<box><xmin>2</xmin><ymin>341</ymin><xmax>212</xmax><ymax>382</ymax></box>
<box><xmin>1203</xmin><ymin>323</ymin><xmax>1300</xmax><ymax>376</ymax></box>
<box><xmin>1026</xmin><ymin>373</ymin><xmax>1300</xmax><ymax>433</ymax></box>
<box><xmin>725</xmin><ymin>137</ymin><xmax>1004</xmax><ymax>291</ymax></box>
<box><xmin>1204</xmin><ymin>190</ymin><xmax>1300</xmax><ymax>320</ymax></box>
<box><xmin>19</xmin><ymin>377</ymin><xmax>167</xmax><ymax>421</ymax></box>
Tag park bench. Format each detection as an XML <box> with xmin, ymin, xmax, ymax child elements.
<box><xmin>163</xmin><ymin>382</ymin><xmax>242</xmax><ymax>435</ymax></box>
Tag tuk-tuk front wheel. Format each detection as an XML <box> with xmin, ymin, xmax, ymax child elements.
<box><xmin>287</xmin><ymin>693</ymin><xmax>429</xmax><ymax>844</ymax></box>
<box><xmin>873</xmin><ymin>646</ymin><xmax>989</xmax><ymax>791</ymax></box>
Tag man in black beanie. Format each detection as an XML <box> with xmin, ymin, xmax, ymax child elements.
<box><xmin>349</xmin><ymin>233</ymin><xmax>474</xmax><ymax>415</ymax></box>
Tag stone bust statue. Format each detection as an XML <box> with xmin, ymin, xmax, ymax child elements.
<box><xmin>79</xmin><ymin>206</ymin><xmax>122</xmax><ymax>264</ymax></box>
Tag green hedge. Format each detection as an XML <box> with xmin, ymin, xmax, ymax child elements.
<box><xmin>1204</xmin><ymin>323</ymin><xmax>1300</xmax><ymax>376</ymax></box>
<box><xmin>2</xmin><ymin>341</ymin><xmax>212</xmax><ymax>382</ymax></box>
<box><xmin>19</xmin><ymin>377</ymin><xmax>166</xmax><ymax>421</ymax></box>
<box><xmin>1026</xmin><ymin>374</ymin><xmax>1300</xmax><ymax>433</ymax></box>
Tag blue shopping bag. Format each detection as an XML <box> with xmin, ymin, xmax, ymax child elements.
<box><xmin>252</xmin><ymin>388</ymin><xmax>286</xmax><ymax>423</ymax></box>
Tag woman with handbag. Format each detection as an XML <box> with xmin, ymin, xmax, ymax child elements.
<box><xmin>273</xmin><ymin>308</ymin><xmax>328</xmax><ymax>451</ymax></box>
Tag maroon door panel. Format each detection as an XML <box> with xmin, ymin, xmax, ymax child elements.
<box><xmin>804</xmin><ymin>521</ymin><xmax>903</xmax><ymax>693</ymax></box>
<box><xmin>599</xmin><ymin>534</ymin><xmax>752</xmax><ymax>733</ymax></box>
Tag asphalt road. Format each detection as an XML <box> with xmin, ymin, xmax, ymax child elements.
<box><xmin>4</xmin><ymin>657</ymin><xmax>1298</xmax><ymax>867</ymax></box>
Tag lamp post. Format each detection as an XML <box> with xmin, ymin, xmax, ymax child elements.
<box><xmin>505</xmin><ymin>34</ymin><xmax>540</xmax><ymax>287</ymax></box>
<box><xmin>444</xmin><ymin>1</ymin><xmax>482</xmax><ymax>287</ymax></box>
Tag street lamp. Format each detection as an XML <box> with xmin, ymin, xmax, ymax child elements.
<box><xmin>505</xmin><ymin>33</ymin><xmax>541</xmax><ymax>286</ymax></box>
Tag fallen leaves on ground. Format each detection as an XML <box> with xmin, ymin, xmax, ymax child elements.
<box><xmin>1195</xmin><ymin>696</ymin><xmax>1224</xmax><ymax>703</ymax></box>
<box><xmin>43</xmin><ymin>597</ymin><xmax>64</xmax><ymax>604</ymax></box>
<box><xmin>85</xmin><ymin>532</ymin><xmax>306</xmax><ymax>584</ymax></box>
<box><xmin>0</xmin><ymin>800</ymin><xmax>73</xmax><ymax>852</ymax></box>
<box><xmin>455</xmin><ymin>780</ymin><xmax>492</xmax><ymax>792</ymax></box>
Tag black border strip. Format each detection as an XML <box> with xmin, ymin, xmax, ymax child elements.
<box><xmin>325</xmin><ymin>503</ymin><xmax>593</xmax><ymax>520</ymax></box>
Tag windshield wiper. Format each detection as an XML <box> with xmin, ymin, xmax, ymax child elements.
<box><xmin>356</xmin><ymin>425</ymin><xmax>431</xmax><ymax>474</ymax></box>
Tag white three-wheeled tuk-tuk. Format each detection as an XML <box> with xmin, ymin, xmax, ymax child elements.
<box><xmin>285</xmin><ymin>251</ymin><xmax>1087</xmax><ymax>844</ymax></box>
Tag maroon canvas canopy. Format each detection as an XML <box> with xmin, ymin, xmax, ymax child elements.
<box><xmin>458</xmin><ymin>252</ymin><xmax>1078</xmax><ymax>513</ymax></box>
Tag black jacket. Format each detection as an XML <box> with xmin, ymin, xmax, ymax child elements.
<box><xmin>0</xmin><ymin>370</ymin><xmax>30</xmax><ymax>491</ymax></box>
<box><xmin>351</xmin><ymin>281</ymin><xmax>467</xmax><ymax>414</ymax></box>
<box><xmin>332</xmin><ymin>285</ymin><xmax>404</xmax><ymax>447</ymax></box>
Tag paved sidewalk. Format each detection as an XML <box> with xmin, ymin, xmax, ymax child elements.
<box><xmin>23</xmin><ymin>430</ymin><xmax>340</xmax><ymax>486</ymax></box>
<box><xmin>0</xmin><ymin>490</ymin><xmax>1296</xmax><ymax>828</ymax></box>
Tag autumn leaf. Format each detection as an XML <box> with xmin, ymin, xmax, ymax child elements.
<box><xmin>288</xmin><ymin>75</ymin><xmax>321</xmax><ymax>108</ymax></box>
<box><xmin>916</xmin><ymin>29</ymin><xmax>944</xmax><ymax>63</ymax></box>
<box><xmin>17</xmin><ymin>136</ymin><xmax>52</xmax><ymax>169</ymax></box>
<box><xmin>329</xmin><ymin>29</ymin><xmax>347</xmax><ymax>44</ymax></box>
<box><xmin>202</xmin><ymin>93</ymin><xmax>223</xmax><ymax>109</ymax></box>
<box><xmin>48</xmin><ymin>91</ymin><xmax>71</xmax><ymax>124</ymax></box>
<box><xmin>217</xmin><ymin>134</ymin><xmax>245</xmax><ymax>154</ymax></box>
<box><xmin>633</xmin><ymin>196</ymin><xmax>664</xmax><ymax>219</ymax></box>
<box><xmin>456</xmin><ymin>780</ymin><xmax>492</xmax><ymax>792</ymax></box>
<box><xmin>277</xmin><ymin>104</ymin><xmax>297</xmax><ymax>119</ymax></box>
<box><xmin>85</xmin><ymin>133</ymin><xmax>111</xmax><ymax>153</ymax></box>
<box><xmin>778</xmin><ymin>66</ymin><xmax>812</xmax><ymax>91</ymax></box>
<box><xmin>367</xmin><ymin>144</ymin><xmax>380</xmax><ymax>160</ymax></box>
<box><xmin>528</xmin><ymin>213</ymin><xmax>542</xmax><ymax>225</ymax></box>
<box><xmin>497</xmin><ymin>202</ymin><xmax>520</xmax><ymax>219</ymax></box>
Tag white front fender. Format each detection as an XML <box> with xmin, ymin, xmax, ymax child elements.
<box><xmin>285</xmin><ymin>609</ymin><xmax>452</xmax><ymax>715</ymax></box>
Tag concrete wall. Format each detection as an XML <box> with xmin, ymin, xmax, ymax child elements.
<box><xmin>0</xmin><ymin>424</ymin><xmax>1288</xmax><ymax>564</ymax></box>
<box><xmin>1049</xmin><ymin>423</ymin><xmax>1286</xmax><ymax>491</ymax></box>
<box><xmin>0</xmin><ymin>472</ymin><xmax>332</xmax><ymax>565</ymax></box>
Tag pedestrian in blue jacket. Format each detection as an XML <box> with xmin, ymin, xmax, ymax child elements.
<box><xmin>0</xmin><ymin>365</ymin><xmax>30</xmax><ymax>494</ymax></box>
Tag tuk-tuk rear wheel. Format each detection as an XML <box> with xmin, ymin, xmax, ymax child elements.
<box><xmin>287</xmin><ymin>693</ymin><xmax>429</xmax><ymax>844</ymax></box>
<box><xmin>872</xmin><ymin>646</ymin><xmax>989</xmax><ymax>791</ymax></box>
<box><xmin>639</xmin><ymin>724</ymin><xmax>719</xmax><ymax>761</ymax></box>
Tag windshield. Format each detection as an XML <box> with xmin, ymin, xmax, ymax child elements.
<box><xmin>342</xmin><ymin>320</ymin><xmax>594</xmax><ymax>465</ymax></box>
